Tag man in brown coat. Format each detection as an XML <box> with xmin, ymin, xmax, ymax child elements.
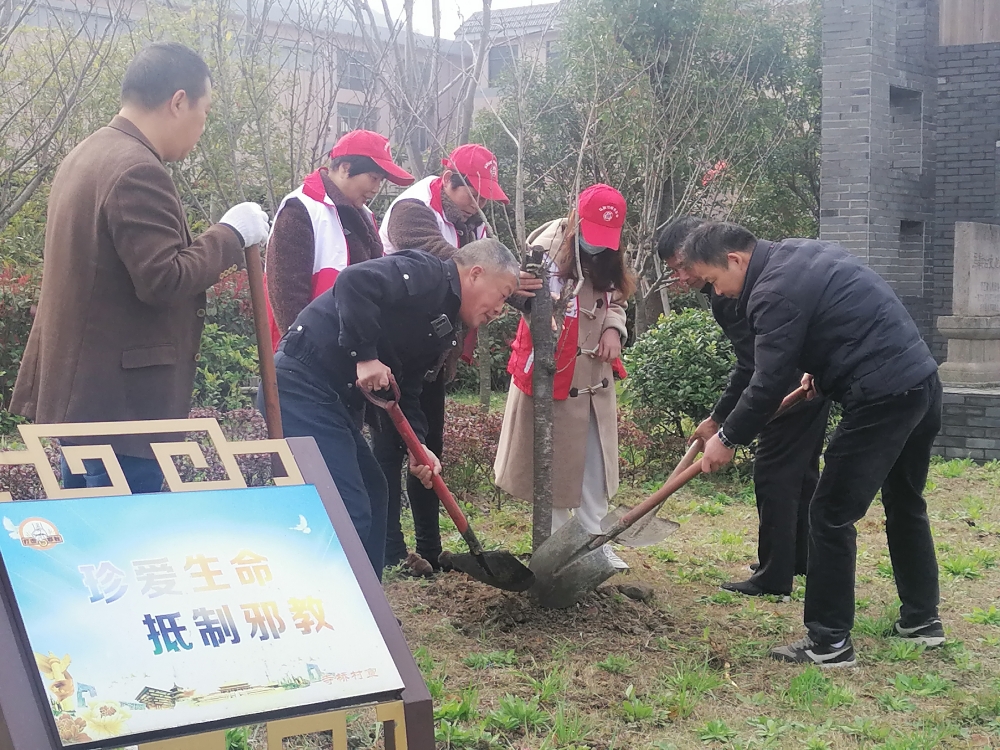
<box><xmin>11</xmin><ymin>42</ymin><xmax>270</xmax><ymax>493</ymax></box>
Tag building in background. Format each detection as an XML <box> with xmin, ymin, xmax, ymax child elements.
<box><xmin>821</xmin><ymin>0</ymin><xmax>1000</xmax><ymax>458</ymax></box>
<box><xmin>455</xmin><ymin>1</ymin><xmax>562</xmax><ymax>111</ymax></box>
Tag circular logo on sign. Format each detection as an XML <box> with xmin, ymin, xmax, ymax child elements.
<box><xmin>15</xmin><ymin>517</ymin><xmax>64</xmax><ymax>549</ymax></box>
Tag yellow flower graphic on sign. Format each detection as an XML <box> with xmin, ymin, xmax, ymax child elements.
<box><xmin>79</xmin><ymin>699</ymin><xmax>132</xmax><ymax>738</ymax></box>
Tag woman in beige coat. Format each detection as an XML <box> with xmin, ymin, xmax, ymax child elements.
<box><xmin>494</xmin><ymin>185</ymin><xmax>635</xmax><ymax>569</ymax></box>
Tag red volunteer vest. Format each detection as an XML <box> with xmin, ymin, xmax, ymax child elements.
<box><xmin>507</xmin><ymin>294</ymin><xmax>627</xmax><ymax>399</ymax></box>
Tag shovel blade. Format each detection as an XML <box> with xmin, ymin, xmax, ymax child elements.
<box><xmin>527</xmin><ymin>517</ymin><xmax>620</xmax><ymax>609</ymax></box>
<box><xmin>601</xmin><ymin>506</ymin><xmax>681</xmax><ymax>548</ymax></box>
<box><xmin>528</xmin><ymin>545</ymin><xmax>617</xmax><ymax>609</ymax></box>
<box><xmin>450</xmin><ymin>550</ymin><xmax>536</xmax><ymax>592</ymax></box>
<box><xmin>528</xmin><ymin>516</ymin><xmax>595</xmax><ymax>581</ymax></box>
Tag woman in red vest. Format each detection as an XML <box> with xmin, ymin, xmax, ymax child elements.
<box><xmin>494</xmin><ymin>185</ymin><xmax>635</xmax><ymax>569</ymax></box>
<box><xmin>263</xmin><ymin>130</ymin><xmax>414</xmax><ymax>348</ymax></box>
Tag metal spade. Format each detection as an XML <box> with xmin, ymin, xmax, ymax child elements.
<box><xmin>528</xmin><ymin>462</ymin><xmax>704</xmax><ymax>609</ymax></box>
<box><xmin>528</xmin><ymin>384</ymin><xmax>812</xmax><ymax>608</ymax></box>
<box><xmin>601</xmin><ymin>438</ymin><xmax>703</xmax><ymax>547</ymax></box>
<box><xmin>363</xmin><ymin>379</ymin><xmax>535</xmax><ymax>593</ymax></box>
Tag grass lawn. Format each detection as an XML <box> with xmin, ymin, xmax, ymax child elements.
<box><xmin>6</xmin><ymin>405</ymin><xmax>993</xmax><ymax>750</ymax></box>
<box><xmin>361</xmin><ymin>454</ymin><xmax>1000</xmax><ymax>750</ymax></box>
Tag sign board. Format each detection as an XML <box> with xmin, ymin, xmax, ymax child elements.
<box><xmin>0</xmin><ymin>484</ymin><xmax>405</xmax><ymax>747</ymax></box>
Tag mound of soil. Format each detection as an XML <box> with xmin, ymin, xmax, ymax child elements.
<box><xmin>388</xmin><ymin>570</ymin><xmax>712</xmax><ymax>657</ymax></box>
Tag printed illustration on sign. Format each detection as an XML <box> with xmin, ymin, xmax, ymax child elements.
<box><xmin>0</xmin><ymin>485</ymin><xmax>403</xmax><ymax>746</ymax></box>
<box><xmin>4</xmin><ymin>516</ymin><xmax>64</xmax><ymax>549</ymax></box>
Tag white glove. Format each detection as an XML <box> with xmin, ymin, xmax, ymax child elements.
<box><xmin>219</xmin><ymin>202</ymin><xmax>270</xmax><ymax>248</ymax></box>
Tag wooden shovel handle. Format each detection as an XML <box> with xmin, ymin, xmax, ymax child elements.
<box><xmin>776</xmin><ymin>385</ymin><xmax>809</xmax><ymax>416</ymax></box>
<box><xmin>384</xmin><ymin>401</ymin><xmax>471</xmax><ymax>535</ymax></box>
<box><xmin>670</xmin><ymin>438</ymin><xmax>704</xmax><ymax>482</ymax></box>
<box><xmin>599</xmin><ymin>384</ymin><xmax>811</xmax><ymax>544</ymax></box>
<box><xmin>593</xmin><ymin>462</ymin><xmax>702</xmax><ymax>547</ymax></box>
<box><xmin>244</xmin><ymin>243</ymin><xmax>282</xmax><ymax>439</ymax></box>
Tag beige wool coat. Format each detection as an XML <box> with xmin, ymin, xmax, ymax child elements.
<box><xmin>11</xmin><ymin>117</ymin><xmax>244</xmax><ymax>458</ymax></box>
<box><xmin>493</xmin><ymin>218</ymin><xmax>628</xmax><ymax>509</ymax></box>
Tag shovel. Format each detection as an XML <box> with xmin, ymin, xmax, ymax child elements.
<box><xmin>528</xmin><ymin>462</ymin><xmax>704</xmax><ymax>608</ymax></box>
<box><xmin>603</xmin><ymin>438</ymin><xmax>702</xmax><ymax>547</ymax></box>
<box><xmin>528</xmin><ymin>385</ymin><xmax>812</xmax><ymax>609</ymax></box>
<box><xmin>244</xmin><ymin>243</ymin><xmax>282</xmax><ymax>439</ymax></box>
<box><xmin>603</xmin><ymin>384</ymin><xmax>812</xmax><ymax>548</ymax></box>
<box><xmin>363</xmin><ymin>379</ymin><xmax>535</xmax><ymax>593</ymax></box>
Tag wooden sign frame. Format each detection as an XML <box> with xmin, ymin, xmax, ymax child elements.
<box><xmin>0</xmin><ymin>420</ymin><xmax>433</xmax><ymax>750</ymax></box>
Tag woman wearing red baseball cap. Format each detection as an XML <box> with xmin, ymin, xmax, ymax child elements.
<box><xmin>263</xmin><ymin>130</ymin><xmax>414</xmax><ymax>349</ymax></box>
<box><xmin>495</xmin><ymin>184</ymin><xmax>636</xmax><ymax>570</ymax></box>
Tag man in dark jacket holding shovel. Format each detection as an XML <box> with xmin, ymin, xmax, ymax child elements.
<box><xmin>683</xmin><ymin>221</ymin><xmax>943</xmax><ymax>667</ymax></box>
<box><xmin>266</xmin><ymin>239</ymin><xmax>520</xmax><ymax>581</ymax></box>
<box><xmin>657</xmin><ymin>217</ymin><xmax>830</xmax><ymax>599</ymax></box>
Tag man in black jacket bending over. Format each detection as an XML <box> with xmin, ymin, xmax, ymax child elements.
<box><xmin>263</xmin><ymin>238</ymin><xmax>520</xmax><ymax>582</ymax></box>
<box><xmin>684</xmin><ymin>221</ymin><xmax>943</xmax><ymax>667</ymax></box>
<box><xmin>657</xmin><ymin>217</ymin><xmax>829</xmax><ymax>598</ymax></box>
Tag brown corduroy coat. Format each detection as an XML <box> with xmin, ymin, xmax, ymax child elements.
<box><xmin>11</xmin><ymin>116</ymin><xmax>244</xmax><ymax>458</ymax></box>
<box><xmin>493</xmin><ymin>218</ymin><xmax>628</xmax><ymax>509</ymax></box>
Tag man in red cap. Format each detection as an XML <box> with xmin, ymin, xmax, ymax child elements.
<box><xmin>376</xmin><ymin>143</ymin><xmax>510</xmax><ymax>575</ymax></box>
<box><xmin>379</xmin><ymin>143</ymin><xmax>507</xmax><ymax>253</ymax></box>
<box><xmin>264</xmin><ymin>130</ymin><xmax>414</xmax><ymax>348</ymax></box>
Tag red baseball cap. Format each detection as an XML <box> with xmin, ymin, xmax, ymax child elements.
<box><xmin>578</xmin><ymin>183</ymin><xmax>626</xmax><ymax>251</ymax></box>
<box><xmin>442</xmin><ymin>144</ymin><xmax>509</xmax><ymax>203</ymax></box>
<box><xmin>330</xmin><ymin>130</ymin><xmax>415</xmax><ymax>186</ymax></box>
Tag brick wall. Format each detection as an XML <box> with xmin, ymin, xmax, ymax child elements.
<box><xmin>933</xmin><ymin>43</ymin><xmax>1000</xmax><ymax>359</ymax></box>
<box><xmin>820</xmin><ymin>0</ymin><xmax>938</xmax><ymax>343</ymax></box>
<box><xmin>935</xmin><ymin>387</ymin><xmax>1000</xmax><ymax>460</ymax></box>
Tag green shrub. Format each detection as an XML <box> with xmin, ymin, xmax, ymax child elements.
<box><xmin>0</xmin><ymin>265</ymin><xmax>38</xmax><ymax>433</ymax></box>
<box><xmin>192</xmin><ymin>324</ymin><xmax>259</xmax><ymax>411</ymax></box>
<box><xmin>205</xmin><ymin>270</ymin><xmax>255</xmax><ymax>339</ymax></box>
<box><xmin>449</xmin><ymin>308</ymin><xmax>520</xmax><ymax>394</ymax></box>
<box><xmin>622</xmin><ymin>309</ymin><xmax>735</xmax><ymax>442</ymax></box>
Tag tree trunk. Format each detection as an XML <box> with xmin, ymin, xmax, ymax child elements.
<box><xmin>477</xmin><ymin>322</ymin><xmax>491</xmax><ymax>413</ymax></box>
<box><xmin>0</xmin><ymin>166</ymin><xmax>48</xmax><ymax>229</ymax></box>
<box><xmin>530</xmin><ymin>257</ymin><xmax>554</xmax><ymax>551</ymax></box>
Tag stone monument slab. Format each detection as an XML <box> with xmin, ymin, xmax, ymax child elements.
<box><xmin>938</xmin><ymin>221</ymin><xmax>1000</xmax><ymax>386</ymax></box>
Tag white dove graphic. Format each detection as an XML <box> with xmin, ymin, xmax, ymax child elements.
<box><xmin>290</xmin><ymin>515</ymin><xmax>311</xmax><ymax>534</ymax></box>
<box><xmin>3</xmin><ymin>517</ymin><xmax>18</xmax><ymax>540</ymax></box>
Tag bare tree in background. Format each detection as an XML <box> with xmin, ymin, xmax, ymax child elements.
<box><xmin>0</xmin><ymin>0</ymin><xmax>123</xmax><ymax>230</ymax></box>
<box><xmin>124</xmin><ymin>0</ymin><xmax>394</xmax><ymax>223</ymax></box>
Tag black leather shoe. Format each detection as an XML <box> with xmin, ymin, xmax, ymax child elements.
<box><xmin>720</xmin><ymin>579</ymin><xmax>789</xmax><ymax>598</ymax></box>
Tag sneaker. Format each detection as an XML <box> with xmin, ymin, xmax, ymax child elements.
<box><xmin>749</xmin><ymin>562</ymin><xmax>760</xmax><ymax>572</ymax></box>
<box><xmin>720</xmin><ymin>579</ymin><xmax>790</xmax><ymax>600</ymax></box>
<box><xmin>893</xmin><ymin>618</ymin><xmax>945</xmax><ymax>647</ymax></box>
<box><xmin>603</xmin><ymin>545</ymin><xmax>630</xmax><ymax>570</ymax></box>
<box><xmin>770</xmin><ymin>635</ymin><xmax>856</xmax><ymax>667</ymax></box>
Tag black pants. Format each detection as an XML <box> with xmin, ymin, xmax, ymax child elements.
<box><xmin>375</xmin><ymin>370</ymin><xmax>446</xmax><ymax>568</ymax></box>
<box><xmin>804</xmin><ymin>373</ymin><xmax>942</xmax><ymax>645</ymax></box>
<box><xmin>748</xmin><ymin>396</ymin><xmax>830</xmax><ymax>594</ymax></box>
<box><xmin>265</xmin><ymin>351</ymin><xmax>388</xmax><ymax>581</ymax></box>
